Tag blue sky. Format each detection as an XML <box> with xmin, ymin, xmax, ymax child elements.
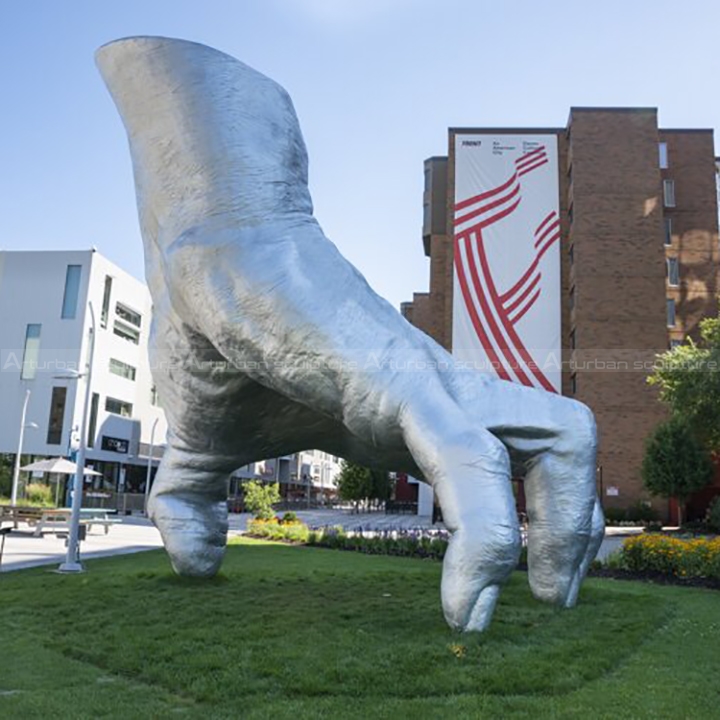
<box><xmin>2</xmin><ymin>0</ymin><xmax>718</xmax><ymax>309</ymax></box>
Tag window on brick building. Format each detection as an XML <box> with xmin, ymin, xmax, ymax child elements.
<box><xmin>569</xmin><ymin>244</ymin><xmax>574</xmax><ymax>265</ymax></box>
<box><xmin>666</xmin><ymin>299</ymin><xmax>676</xmax><ymax>327</ymax></box>
<box><xmin>667</xmin><ymin>257</ymin><xmax>679</xmax><ymax>286</ymax></box>
<box><xmin>663</xmin><ymin>179</ymin><xmax>676</xmax><ymax>207</ymax></box>
<box><xmin>571</xmin><ymin>373</ymin><xmax>577</xmax><ymax>394</ymax></box>
<box><xmin>664</xmin><ymin>218</ymin><xmax>673</xmax><ymax>246</ymax></box>
<box><xmin>659</xmin><ymin>142</ymin><xmax>669</xmax><ymax>169</ymax></box>
<box><xmin>570</xmin><ymin>328</ymin><xmax>576</xmax><ymax>350</ymax></box>
<box><xmin>670</xmin><ymin>338</ymin><xmax>683</xmax><ymax>349</ymax></box>
<box><xmin>569</xmin><ymin>285</ymin><xmax>575</xmax><ymax>310</ymax></box>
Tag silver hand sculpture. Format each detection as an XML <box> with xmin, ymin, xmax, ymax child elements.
<box><xmin>96</xmin><ymin>36</ymin><xmax>604</xmax><ymax>632</ymax></box>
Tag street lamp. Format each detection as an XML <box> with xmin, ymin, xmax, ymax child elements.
<box><xmin>58</xmin><ymin>302</ymin><xmax>96</xmax><ymax>573</ymax></box>
<box><xmin>144</xmin><ymin>417</ymin><xmax>160</xmax><ymax>515</ymax></box>
<box><xmin>10</xmin><ymin>389</ymin><xmax>38</xmax><ymax>506</ymax></box>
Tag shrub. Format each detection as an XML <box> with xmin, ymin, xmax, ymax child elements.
<box><xmin>642</xmin><ymin>417</ymin><xmax>714</xmax><ymax>526</ymax></box>
<box><xmin>706</xmin><ymin>497</ymin><xmax>720</xmax><ymax>533</ymax></box>
<box><xmin>243</xmin><ymin>481</ymin><xmax>280</xmax><ymax>520</ymax></box>
<box><xmin>621</xmin><ymin>534</ymin><xmax>720</xmax><ymax>579</ymax></box>
<box><xmin>603</xmin><ymin>508</ymin><xmax>626</xmax><ymax>525</ymax></box>
<box><xmin>246</xmin><ymin>518</ymin><xmax>309</xmax><ymax>543</ymax></box>
<box><xmin>280</xmin><ymin>512</ymin><xmax>298</xmax><ymax>525</ymax></box>
<box><xmin>24</xmin><ymin>482</ymin><xmax>54</xmax><ymax>506</ymax></box>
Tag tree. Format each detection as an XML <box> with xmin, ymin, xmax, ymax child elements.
<box><xmin>642</xmin><ymin>416</ymin><xmax>713</xmax><ymax>525</ymax></box>
<box><xmin>0</xmin><ymin>454</ymin><xmax>14</xmax><ymax>499</ymax></box>
<box><xmin>243</xmin><ymin>480</ymin><xmax>280</xmax><ymax>520</ymax></box>
<box><xmin>648</xmin><ymin>310</ymin><xmax>720</xmax><ymax>451</ymax></box>
<box><xmin>369</xmin><ymin>469</ymin><xmax>394</xmax><ymax>504</ymax></box>
<box><xmin>336</xmin><ymin>461</ymin><xmax>372</xmax><ymax>510</ymax></box>
<box><xmin>337</xmin><ymin>462</ymin><xmax>395</xmax><ymax>510</ymax></box>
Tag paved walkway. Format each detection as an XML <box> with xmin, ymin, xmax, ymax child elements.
<box><xmin>0</xmin><ymin>510</ymin><xmax>649</xmax><ymax>572</ymax></box>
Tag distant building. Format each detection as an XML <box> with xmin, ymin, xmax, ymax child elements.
<box><xmin>0</xmin><ymin>249</ymin><xmax>167</xmax><ymax>494</ymax></box>
<box><xmin>402</xmin><ymin>108</ymin><xmax>720</xmax><ymax>517</ymax></box>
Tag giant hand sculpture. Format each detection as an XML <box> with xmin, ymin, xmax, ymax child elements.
<box><xmin>96</xmin><ymin>36</ymin><xmax>604</xmax><ymax>632</ymax></box>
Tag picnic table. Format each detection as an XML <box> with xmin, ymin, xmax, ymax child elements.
<box><xmin>0</xmin><ymin>506</ymin><xmax>120</xmax><ymax>536</ymax></box>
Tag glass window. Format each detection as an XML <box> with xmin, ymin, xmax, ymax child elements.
<box><xmin>105</xmin><ymin>397</ymin><xmax>133</xmax><ymax>417</ymax></box>
<box><xmin>115</xmin><ymin>302</ymin><xmax>142</xmax><ymax>328</ymax></box>
<box><xmin>570</xmin><ymin>328</ymin><xmax>576</xmax><ymax>350</ymax></box>
<box><xmin>663</xmin><ymin>179</ymin><xmax>676</xmax><ymax>207</ymax></box>
<box><xmin>667</xmin><ymin>298</ymin><xmax>676</xmax><ymax>327</ymax></box>
<box><xmin>46</xmin><ymin>386</ymin><xmax>67</xmax><ymax>445</ymax></box>
<box><xmin>667</xmin><ymin>257</ymin><xmax>680</xmax><ymax>286</ymax></box>
<box><xmin>569</xmin><ymin>286</ymin><xmax>575</xmax><ymax>310</ymax></box>
<box><xmin>100</xmin><ymin>275</ymin><xmax>113</xmax><ymax>329</ymax></box>
<box><xmin>109</xmin><ymin>358</ymin><xmax>137</xmax><ymax>381</ymax></box>
<box><xmin>113</xmin><ymin>321</ymin><xmax>140</xmax><ymax>345</ymax></box>
<box><xmin>670</xmin><ymin>339</ymin><xmax>683</xmax><ymax>349</ymax></box>
<box><xmin>664</xmin><ymin>218</ymin><xmax>673</xmax><ymax>246</ymax></box>
<box><xmin>87</xmin><ymin>393</ymin><xmax>99</xmax><ymax>448</ymax></box>
<box><xmin>569</xmin><ymin>244</ymin><xmax>574</xmax><ymax>265</ymax></box>
<box><xmin>659</xmin><ymin>142</ymin><xmax>669</xmax><ymax>169</ymax></box>
<box><xmin>150</xmin><ymin>384</ymin><xmax>160</xmax><ymax>407</ymax></box>
<box><xmin>61</xmin><ymin>265</ymin><xmax>82</xmax><ymax>319</ymax></box>
<box><xmin>571</xmin><ymin>373</ymin><xmax>577</xmax><ymax>395</ymax></box>
<box><xmin>21</xmin><ymin>324</ymin><xmax>41</xmax><ymax>380</ymax></box>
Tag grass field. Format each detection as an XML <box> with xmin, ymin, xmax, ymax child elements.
<box><xmin>1</xmin><ymin>538</ymin><xmax>718</xmax><ymax>719</ymax></box>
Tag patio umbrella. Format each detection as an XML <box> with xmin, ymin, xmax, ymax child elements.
<box><xmin>20</xmin><ymin>458</ymin><xmax>102</xmax><ymax>506</ymax></box>
<box><xmin>20</xmin><ymin>458</ymin><xmax>102</xmax><ymax>476</ymax></box>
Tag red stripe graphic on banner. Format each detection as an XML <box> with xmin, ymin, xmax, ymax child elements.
<box><xmin>534</xmin><ymin>218</ymin><xmax>560</xmax><ymax>248</ymax></box>
<box><xmin>474</xmin><ymin>239</ymin><xmax>556</xmax><ymax>392</ymax></box>
<box><xmin>504</xmin><ymin>272</ymin><xmax>541</xmax><ymax>315</ymax></box>
<box><xmin>516</xmin><ymin>152</ymin><xmax>547</xmax><ymax>172</ymax></box>
<box><xmin>509</xmin><ymin>288</ymin><xmax>541</xmax><ymax>325</ymax></box>
<box><xmin>473</xmin><ymin>196</ymin><xmax>522</xmax><ymax>231</ymax></box>
<box><xmin>454</xmin><ymin>172</ymin><xmax>518</xmax><ymax>212</ymax></box>
<box><xmin>454</xmin><ymin>235</ymin><xmax>512</xmax><ymax>381</ymax></box>
<box><xmin>535</xmin><ymin>211</ymin><xmax>557</xmax><ymax>236</ymax></box>
<box><xmin>518</xmin><ymin>157</ymin><xmax>548</xmax><ymax>177</ymax></box>
<box><xmin>515</xmin><ymin>147</ymin><xmax>545</xmax><ymax>166</ymax></box>
<box><xmin>454</xmin><ymin>182</ymin><xmax>520</xmax><ymax>228</ymax></box>
<box><xmin>463</xmin><ymin>232</ymin><xmax>534</xmax><ymax>386</ymax></box>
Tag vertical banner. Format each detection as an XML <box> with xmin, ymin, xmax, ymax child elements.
<box><xmin>452</xmin><ymin>133</ymin><xmax>561</xmax><ymax>392</ymax></box>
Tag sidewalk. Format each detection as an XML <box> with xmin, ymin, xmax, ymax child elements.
<box><xmin>0</xmin><ymin>516</ymin><xmax>164</xmax><ymax>572</ymax></box>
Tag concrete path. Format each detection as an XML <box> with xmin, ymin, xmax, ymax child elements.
<box><xmin>0</xmin><ymin>516</ymin><xmax>164</xmax><ymax>572</ymax></box>
<box><xmin>0</xmin><ymin>510</ymin><xmax>643</xmax><ymax>572</ymax></box>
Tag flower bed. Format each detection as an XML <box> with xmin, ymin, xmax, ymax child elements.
<box><xmin>246</xmin><ymin>517</ymin><xmax>310</xmax><ymax>543</ymax></box>
<box><xmin>307</xmin><ymin>527</ymin><xmax>450</xmax><ymax>560</ymax></box>
<box><xmin>620</xmin><ymin>534</ymin><xmax>720</xmax><ymax>580</ymax></box>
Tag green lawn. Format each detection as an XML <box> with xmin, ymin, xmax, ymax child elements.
<box><xmin>1</xmin><ymin>539</ymin><xmax>718</xmax><ymax>719</ymax></box>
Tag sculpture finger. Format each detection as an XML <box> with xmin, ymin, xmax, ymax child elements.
<box><xmin>402</xmin><ymin>409</ymin><xmax>521</xmax><ymax>632</ymax></box>
<box><xmin>148</xmin><ymin>440</ymin><xmax>235</xmax><ymax>577</ymax></box>
<box><xmin>524</xmin><ymin>400</ymin><xmax>599</xmax><ymax>607</ymax></box>
<box><xmin>565</xmin><ymin>496</ymin><xmax>605</xmax><ymax>606</ymax></box>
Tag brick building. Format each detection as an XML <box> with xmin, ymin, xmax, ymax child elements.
<box><xmin>402</xmin><ymin>108</ymin><xmax>719</xmax><ymax>516</ymax></box>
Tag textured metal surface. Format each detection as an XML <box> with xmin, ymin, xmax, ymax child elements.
<box><xmin>96</xmin><ymin>36</ymin><xmax>604</xmax><ymax>632</ymax></box>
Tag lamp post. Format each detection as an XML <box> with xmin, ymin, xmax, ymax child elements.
<box><xmin>144</xmin><ymin>417</ymin><xmax>160</xmax><ymax>515</ymax></box>
<box><xmin>58</xmin><ymin>302</ymin><xmax>96</xmax><ymax>573</ymax></box>
<box><xmin>10</xmin><ymin>389</ymin><xmax>38</xmax><ymax>506</ymax></box>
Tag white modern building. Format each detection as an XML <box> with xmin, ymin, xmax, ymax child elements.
<box><xmin>231</xmin><ymin>449</ymin><xmax>342</xmax><ymax>502</ymax></box>
<box><xmin>0</xmin><ymin>250</ymin><xmax>167</xmax><ymax>496</ymax></box>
